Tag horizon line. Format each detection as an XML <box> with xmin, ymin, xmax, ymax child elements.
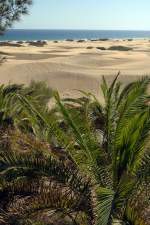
<box><xmin>9</xmin><ymin>28</ymin><xmax>150</xmax><ymax>32</ymax></box>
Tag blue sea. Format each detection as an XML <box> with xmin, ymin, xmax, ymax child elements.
<box><xmin>1</xmin><ymin>29</ymin><xmax>150</xmax><ymax>41</ymax></box>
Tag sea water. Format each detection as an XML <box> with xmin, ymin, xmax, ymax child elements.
<box><xmin>1</xmin><ymin>29</ymin><xmax>150</xmax><ymax>41</ymax></box>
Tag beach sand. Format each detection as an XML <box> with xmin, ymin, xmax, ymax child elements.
<box><xmin>0</xmin><ymin>39</ymin><xmax>150</xmax><ymax>98</ymax></box>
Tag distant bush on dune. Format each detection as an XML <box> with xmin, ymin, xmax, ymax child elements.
<box><xmin>28</xmin><ymin>40</ymin><xmax>47</xmax><ymax>47</ymax></box>
<box><xmin>86</xmin><ymin>46</ymin><xmax>106</xmax><ymax>50</ymax></box>
<box><xmin>77</xmin><ymin>39</ymin><xmax>85</xmax><ymax>42</ymax></box>
<box><xmin>90</xmin><ymin>39</ymin><xmax>98</xmax><ymax>41</ymax></box>
<box><xmin>0</xmin><ymin>42</ymin><xmax>23</xmax><ymax>47</ymax></box>
<box><xmin>17</xmin><ymin>41</ymin><xmax>24</xmax><ymax>44</ymax></box>
<box><xmin>96</xmin><ymin>46</ymin><xmax>106</xmax><ymax>50</ymax></box>
<box><xmin>66</xmin><ymin>39</ymin><xmax>74</xmax><ymax>42</ymax></box>
<box><xmin>0</xmin><ymin>51</ymin><xmax>11</xmax><ymax>56</ymax></box>
<box><xmin>90</xmin><ymin>38</ymin><xmax>109</xmax><ymax>42</ymax></box>
<box><xmin>86</xmin><ymin>46</ymin><xmax>93</xmax><ymax>49</ymax></box>
<box><xmin>99</xmin><ymin>38</ymin><xmax>109</xmax><ymax>41</ymax></box>
<box><xmin>108</xmin><ymin>45</ymin><xmax>133</xmax><ymax>51</ymax></box>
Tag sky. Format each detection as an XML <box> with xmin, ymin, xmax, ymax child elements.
<box><xmin>14</xmin><ymin>0</ymin><xmax>150</xmax><ymax>30</ymax></box>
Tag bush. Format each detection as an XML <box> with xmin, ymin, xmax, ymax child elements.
<box><xmin>0</xmin><ymin>42</ymin><xmax>22</xmax><ymax>47</ymax></box>
<box><xmin>96</xmin><ymin>47</ymin><xmax>106</xmax><ymax>50</ymax></box>
<box><xmin>77</xmin><ymin>39</ymin><xmax>85</xmax><ymax>43</ymax></box>
<box><xmin>66</xmin><ymin>39</ymin><xmax>74</xmax><ymax>42</ymax></box>
<box><xmin>28</xmin><ymin>41</ymin><xmax>47</xmax><ymax>47</ymax></box>
<box><xmin>99</xmin><ymin>38</ymin><xmax>109</xmax><ymax>41</ymax></box>
<box><xmin>90</xmin><ymin>39</ymin><xmax>98</xmax><ymax>41</ymax></box>
<box><xmin>86</xmin><ymin>46</ymin><xmax>93</xmax><ymax>49</ymax></box>
<box><xmin>108</xmin><ymin>45</ymin><xmax>133</xmax><ymax>51</ymax></box>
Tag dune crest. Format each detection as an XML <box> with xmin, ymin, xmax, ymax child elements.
<box><xmin>0</xmin><ymin>39</ymin><xmax>150</xmax><ymax>98</ymax></box>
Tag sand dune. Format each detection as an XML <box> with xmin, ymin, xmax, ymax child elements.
<box><xmin>0</xmin><ymin>39</ymin><xmax>150</xmax><ymax>98</ymax></box>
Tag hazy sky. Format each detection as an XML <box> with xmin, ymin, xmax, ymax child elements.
<box><xmin>14</xmin><ymin>0</ymin><xmax>150</xmax><ymax>30</ymax></box>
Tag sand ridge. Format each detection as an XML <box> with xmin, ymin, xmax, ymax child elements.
<box><xmin>0</xmin><ymin>39</ymin><xmax>150</xmax><ymax>98</ymax></box>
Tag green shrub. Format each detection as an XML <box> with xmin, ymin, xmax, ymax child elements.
<box><xmin>86</xmin><ymin>46</ymin><xmax>93</xmax><ymax>49</ymax></box>
<box><xmin>99</xmin><ymin>38</ymin><xmax>109</xmax><ymax>41</ymax></box>
<box><xmin>108</xmin><ymin>45</ymin><xmax>133</xmax><ymax>51</ymax></box>
<box><xmin>77</xmin><ymin>39</ymin><xmax>85</xmax><ymax>42</ymax></box>
<box><xmin>96</xmin><ymin>46</ymin><xmax>106</xmax><ymax>50</ymax></box>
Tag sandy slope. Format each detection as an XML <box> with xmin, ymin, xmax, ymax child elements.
<box><xmin>0</xmin><ymin>39</ymin><xmax>150</xmax><ymax>98</ymax></box>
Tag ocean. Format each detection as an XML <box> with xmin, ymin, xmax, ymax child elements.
<box><xmin>1</xmin><ymin>29</ymin><xmax>150</xmax><ymax>41</ymax></box>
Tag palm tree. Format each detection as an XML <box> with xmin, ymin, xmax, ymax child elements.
<box><xmin>0</xmin><ymin>80</ymin><xmax>53</xmax><ymax>131</ymax></box>
<box><xmin>0</xmin><ymin>76</ymin><xmax>149</xmax><ymax>224</ymax></box>
<box><xmin>55</xmin><ymin>75</ymin><xmax>150</xmax><ymax>224</ymax></box>
<box><xmin>0</xmin><ymin>83</ymin><xmax>23</xmax><ymax>127</ymax></box>
<box><xmin>0</xmin><ymin>82</ymin><xmax>93</xmax><ymax>225</ymax></box>
<box><xmin>0</xmin><ymin>127</ymin><xmax>93</xmax><ymax>225</ymax></box>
